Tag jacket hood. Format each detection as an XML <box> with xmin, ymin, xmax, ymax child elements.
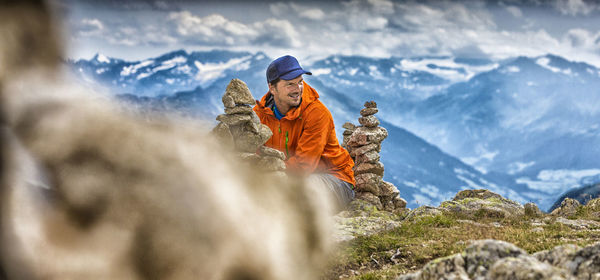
<box><xmin>256</xmin><ymin>81</ymin><xmax>320</xmax><ymax>120</ymax></box>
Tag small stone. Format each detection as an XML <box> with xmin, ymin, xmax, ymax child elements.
<box><xmin>364</xmin><ymin>101</ymin><xmax>377</xmax><ymax>108</ymax></box>
<box><xmin>342</xmin><ymin>122</ymin><xmax>356</xmax><ymax>130</ymax></box>
<box><xmin>379</xmin><ymin>181</ymin><xmax>399</xmax><ymax>198</ymax></box>
<box><xmin>258</xmin><ymin>124</ymin><xmax>273</xmax><ymax>143</ymax></box>
<box><xmin>360</xmin><ymin>107</ymin><xmax>378</xmax><ymax>116</ymax></box>
<box><xmin>358</xmin><ymin>115</ymin><xmax>379</xmax><ymax>127</ymax></box>
<box><xmin>225</xmin><ymin>105</ymin><xmax>254</xmax><ymax>115</ymax></box>
<box><xmin>355</xmin><ymin>150</ymin><xmax>380</xmax><ymax>164</ymax></box>
<box><xmin>258</xmin><ymin>156</ymin><xmax>286</xmax><ymax>171</ymax></box>
<box><xmin>346</xmin><ymin>127</ymin><xmax>388</xmax><ymax>147</ymax></box>
<box><xmin>355</xmin><ymin>192</ymin><xmax>383</xmax><ymax>210</ymax></box>
<box><xmin>354</xmin><ymin>162</ymin><xmax>384</xmax><ymax>176</ymax></box>
<box><xmin>249</xmin><ymin>112</ymin><xmax>260</xmax><ymax>125</ymax></box>
<box><xmin>354</xmin><ymin>173</ymin><xmax>381</xmax><ymax>195</ymax></box>
<box><xmin>343</xmin><ymin>129</ymin><xmax>354</xmax><ymax>136</ymax></box>
<box><xmin>266</xmin><ymin>171</ymin><xmax>288</xmax><ymax>181</ymax></box>
<box><xmin>393</xmin><ymin>197</ymin><xmax>407</xmax><ymax>209</ymax></box>
<box><xmin>222</xmin><ymin>95</ymin><xmax>235</xmax><ymax>108</ymax></box>
<box><xmin>350</xmin><ymin>143</ymin><xmax>380</xmax><ymax>157</ymax></box>
<box><xmin>239</xmin><ymin>152</ymin><xmax>261</xmax><ymax>163</ymax></box>
<box><xmin>383</xmin><ymin>201</ymin><xmax>395</xmax><ymax>212</ymax></box>
<box><xmin>211</xmin><ymin>122</ymin><xmax>233</xmax><ymax>146</ymax></box>
<box><xmin>260</xmin><ymin>146</ymin><xmax>286</xmax><ymax>160</ymax></box>
<box><xmin>216</xmin><ymin>113</ymin><xmax>252</xmax><ymax>126</ymax></box>
<box><xmin>224</xmin><ymin>79</ymin><xmax>256</xmax><ymax>105</ymax></box>
<box><xmin>234</xmin><ymin>125</ymin><xmax>272</xmax><ymax>153</ymax></box>
<box><xmin>229</xmin><ymin>120</ymin><xmax>259</xmax><ymax>137</ymax></box>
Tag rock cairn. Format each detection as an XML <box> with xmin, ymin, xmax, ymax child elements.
<box><xmin>212</xmin><ymin>79</ymin><xmax>286</xmax><ymax>176</ymax></box>
<box><xmin>343</xmin><ymin>101</ymin><xmax>406</xmax><ymax>211</ymax></box>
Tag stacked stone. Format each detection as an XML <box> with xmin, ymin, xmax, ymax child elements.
<box><xmin>341</xmin><ymin>122</ymin><xmax>356</xmax><ymax>150</ymax></box>
<box><xmin>343</xmin><ymin>101</ymin><xmax>406</xmax><ymax>211</ymax></box>
<box><xmin>212</xmin><ymin>79</ymin><xmax>286</xmax><ymax>175</ymax></box>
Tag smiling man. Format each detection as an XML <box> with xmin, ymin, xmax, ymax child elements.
<box><xmin>254</xmin><ymin>55</ymin><xmax>355</xmax><ymax>210</ymax></box>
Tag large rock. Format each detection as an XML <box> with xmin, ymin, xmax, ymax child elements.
<box><xmin>524</xmin><ymin>202</ymin><xmax>543</xmax><ymax>217</ymax></box>
<box><xmin>584</xmin><ymin>198</ymin><xmax>600</xmax><ymax>219</ymax></box>
<box><xmin>453</xmin><ymin>189</ymin><xmax>505</xmax><ymax>201</ymax></box>
<box><xmin>403</xmin><ymin>206</ymin><xmax>444</xmax><ymax>222</ymax></box>
<box><xmin>396</xmin><ymin>240</ymin><xmax>600</xmax><ymax>280</ymax></box>
<box><xmin>562</xmin><ymin>242</ymin><xmax>600</xmax><ymax>279</ymax></box>
<box><xmin>333</xmin><ymin>200</ymin><xmax>402</xmax><ymax>242</ymax></box>
<box><xmin>224</xmin><ymin>78</ymin><xmax>256</xmax><ymax>105</ymax></box>
<box><xmin>397</xmin><ymin>254</ymin><xmax>468</xmax><ymax>280</ymax></box>
<box><xmin>533</xmin><ymin>244</ymin><xmax>581</xmax><ymax>267</ymax></box>
<box><xmin>535</xmin><ymin>242</ymin><xmax>600</xmax><ymax>279</ymax></box>
<box><xmin>488</xmin><ymin>255</ymin><xmax>570</xmax><ymax>280</ymax></box>
<box><xmin>551</xmin><ymin>198</ymin><xmax>581</xmax><ymax>217</ymax></box>
<box><xmin>463</xmin><ymin>240</ymin><xmax>527</xmax><ymax>279</ymax></box>
<box><xmin>441</xmin><ymin>189</ymin><xmax>524</xmax><ymax>219</ymax></box>
<box><xmin>555</xmin><ymin>217</ymin><xmax>600</xmax><ymax>230</ymax></box>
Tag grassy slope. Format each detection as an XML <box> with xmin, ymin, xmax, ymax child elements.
<box><xmin>324</xmin><ymin>208</ymin><xmax>600</xmax><ymax>280</ymax></box>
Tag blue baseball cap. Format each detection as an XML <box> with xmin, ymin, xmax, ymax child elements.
<box><xmin>266</xmin><ymin>55</ymin><xmax>312</xmax><ymax>83</ymax></box>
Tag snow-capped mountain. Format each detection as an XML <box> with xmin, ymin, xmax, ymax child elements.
<box><xmin>72</xmin><ymin>49</ymin><xmax>271</xmax><ymax>97</ymax></box>
<box><xmin>67</xmin><ymin>51</ymin><xmax>600</xmax><ymax>210</ymax></box>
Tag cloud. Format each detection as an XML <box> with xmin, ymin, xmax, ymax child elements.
<box><xmin>505</xmin><ymin>5</ymin><xmax>523</xmax><ymax>17</ymax></box>
<box><xmin>167</xmin><ymin>11</ymin><xmax>300</xmax><ymax>48</ymax></box>
<box><xmin>69</xmin><ymin>0</ymin><xmax>600</xmax><ymax>68</ymax></box>
<box><xmin>564</xmin><ymin>28</ymin><xmax>592</xmax><ymax>47</ymax></box>
<box><xmin>553</xmin><ymin>0</ymin><xmax>596</xmax><ymax>16</ymax></box>
<box><xmin>367</xmin><ymin>0</ymin><xmax>395</xmax><ymax>14</ymax></box>
<box><xmin>67</xmin><ymin>0</ymin><xmax>181</xmax><ymax>11</ymax></box>
<box><xmin>269</xmin><ymin>3</ymin><xmax>325</xmax><ymax>20</ymax></box>
<box><xmin>78</xmin><ymin>18</ymin><xmax>104</xmax><ymax>36</ymax></box>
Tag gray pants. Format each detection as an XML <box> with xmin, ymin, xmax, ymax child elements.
<box><xmin>308</xmin><ymin>173</ymin><xmax>355</xmax><ymax>210</ymax></box>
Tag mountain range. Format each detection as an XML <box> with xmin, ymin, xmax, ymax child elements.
<box><xmin>68</xmin><ymin>50</ymin><xmax>600</xmax><ymax>210</ymax></box>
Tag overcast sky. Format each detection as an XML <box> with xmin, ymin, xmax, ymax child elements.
<box><xmin>62</xmin><ymin>0</ymin><xmax>600</xmax><ymax>66</ymax></box>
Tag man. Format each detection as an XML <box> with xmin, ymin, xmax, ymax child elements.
<box><xmin>254</xmin><ymin>55</ymin><xmax>355</xmax><ymax>209</ymax></box>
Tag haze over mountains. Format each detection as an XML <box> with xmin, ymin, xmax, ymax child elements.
<box><xmin>69</xmin><ymin>50</ymin><xmax>600</xmax><ymax>210</ymax></box>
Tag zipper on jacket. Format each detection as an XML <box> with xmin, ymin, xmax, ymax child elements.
<box><xmin>285</xmin><ymin>131</ymin><xmax>289</xmax><ymax>158</ymax></box>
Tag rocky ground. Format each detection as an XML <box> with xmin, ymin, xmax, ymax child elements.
<box><xmin>327</xmin><ymin>189</ymin><xmax>600</xmax><ymax>280</ymax></box>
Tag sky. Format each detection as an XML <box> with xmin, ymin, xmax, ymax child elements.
<box><xmin>61</xmin><ymin>0</ymin><xmax>600</xmax><ymax>66</ymax></box>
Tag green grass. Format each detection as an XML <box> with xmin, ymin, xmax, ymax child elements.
<box><xmin>323</xmin><ymin>212</ymin><xmax>600</xmax><ymax>279</ymax></box>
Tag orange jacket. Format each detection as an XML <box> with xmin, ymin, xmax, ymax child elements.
<box><xmin>254</xmin><ymin>82</ymin><xmax>355</xmax><ymax>186</ymax></box>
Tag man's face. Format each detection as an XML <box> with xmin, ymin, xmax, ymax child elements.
<box><xmin>269</xmin><ymin>75</ymin><xmax>304</xmax><ymax>114</ymax></box>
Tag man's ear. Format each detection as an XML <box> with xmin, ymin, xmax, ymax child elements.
<box><xmin>268</xmin><ymin>83</ymin><xmax>275</xmax><ymax>94</ymax></box>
